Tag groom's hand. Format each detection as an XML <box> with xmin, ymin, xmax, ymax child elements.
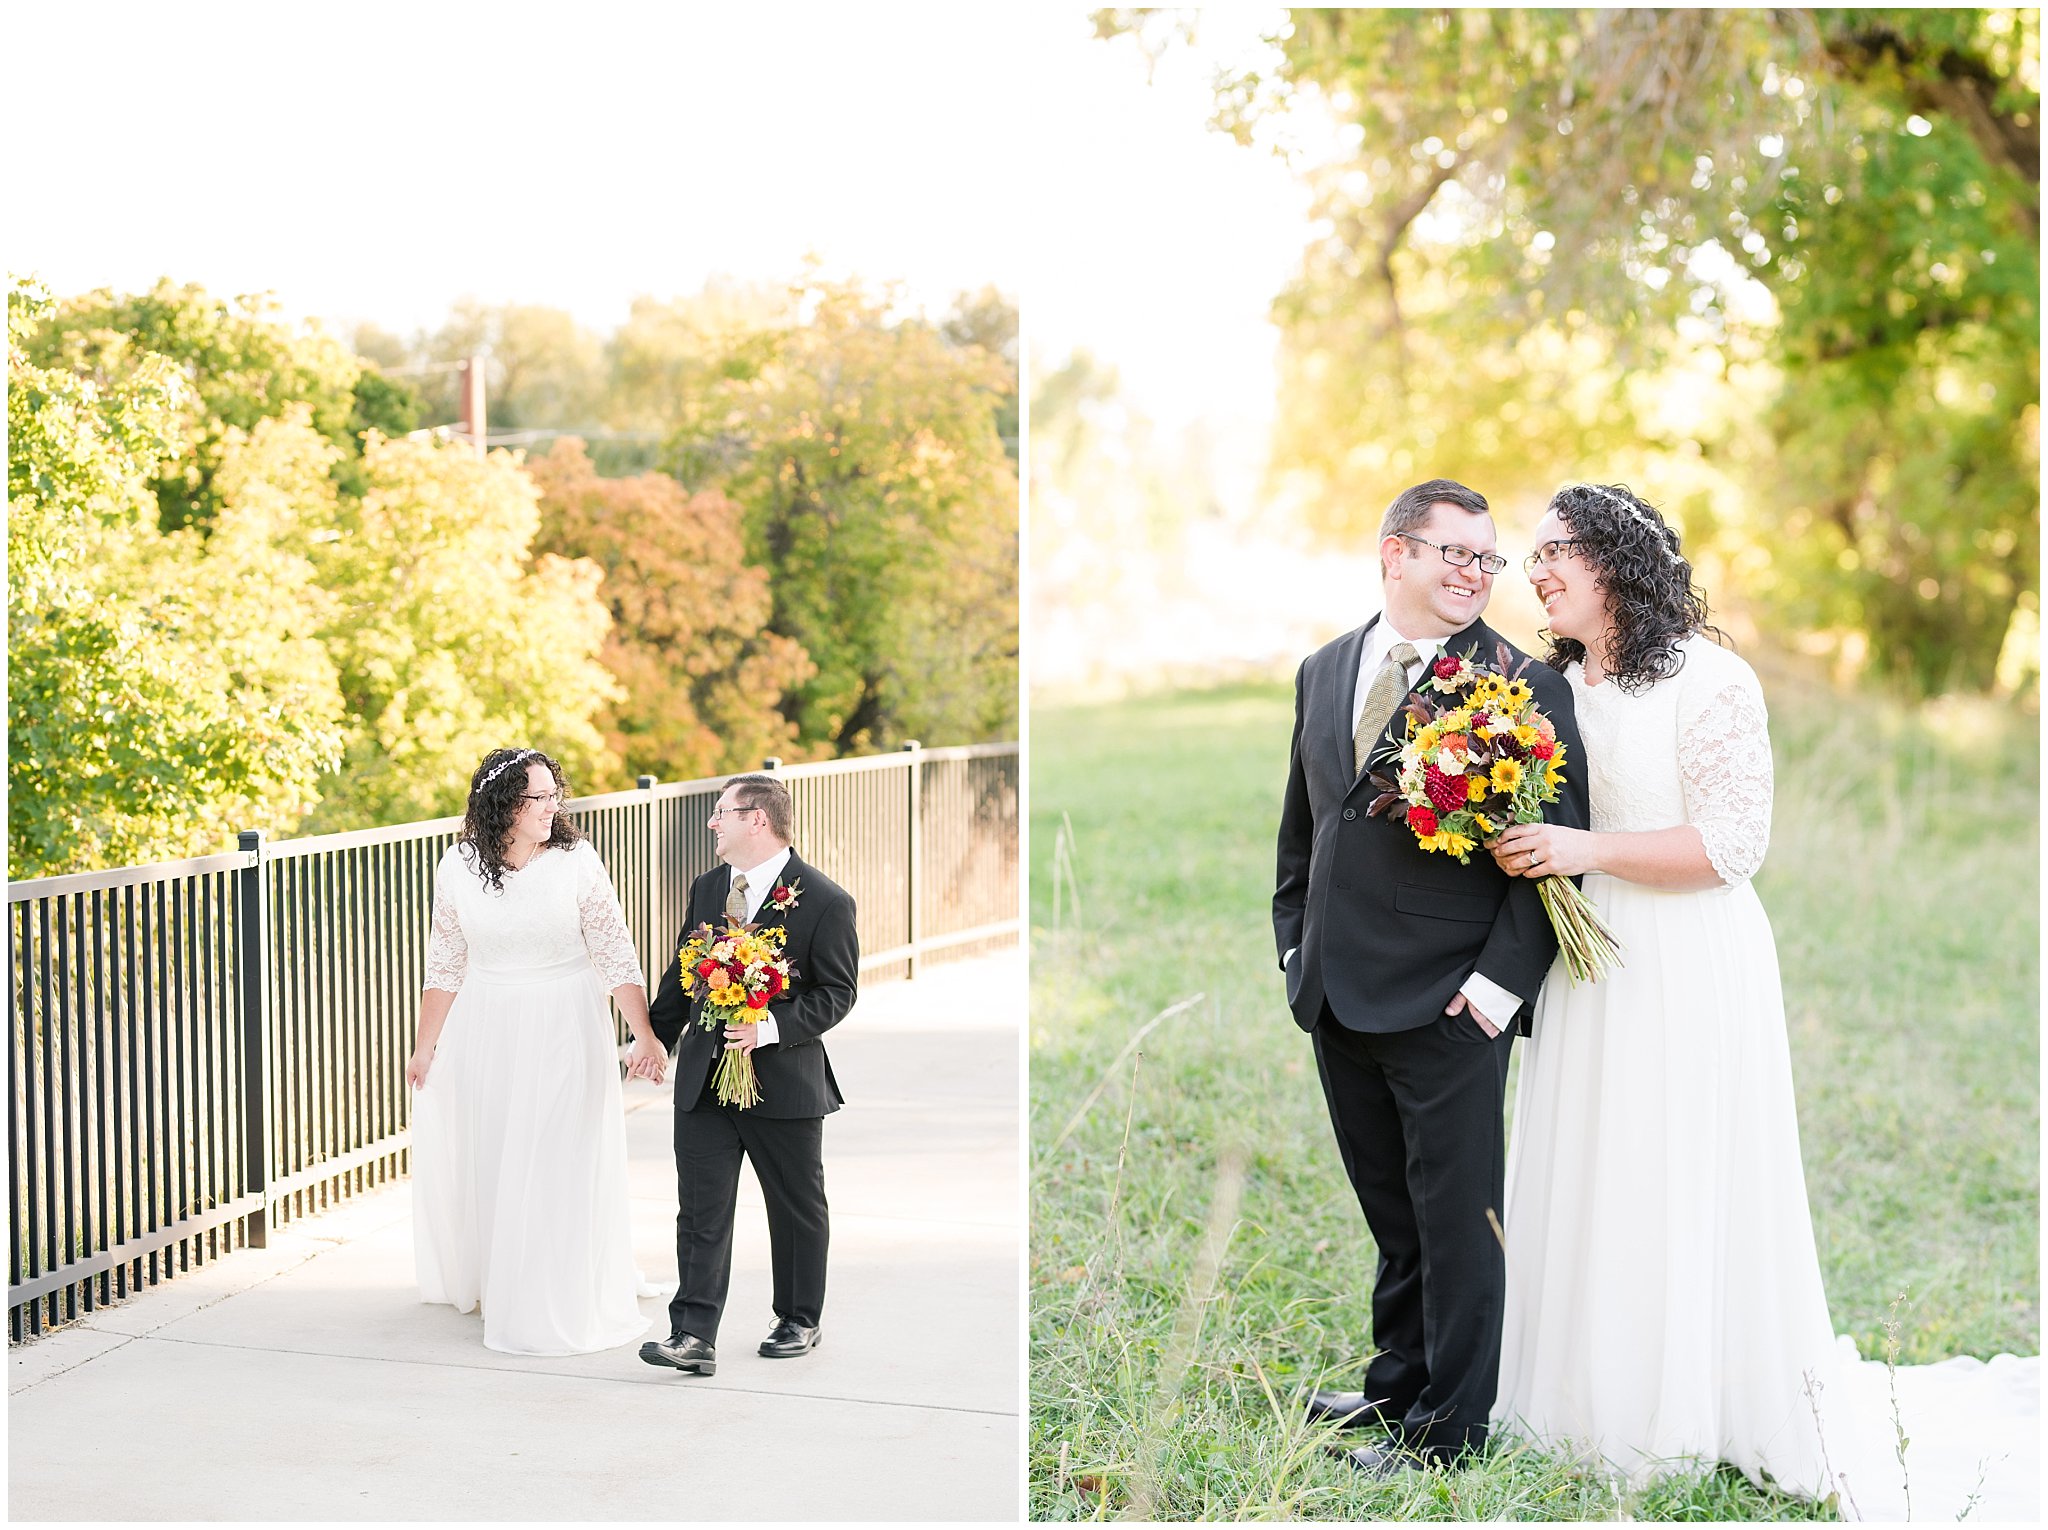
<box><xmin>723</xmin><ymin>1022</ymin><xmax>759</xmax><ymax>1053</ymax></box>
<box><xmin>626</xmin><ymin>1035</ymin><xmax>667</xmax><ymax>1083</ymax></box>
<box><xmin>1445</xmin><ymin>991</ymin><xmax>1501</xmax><ymax>1039</ymax></box>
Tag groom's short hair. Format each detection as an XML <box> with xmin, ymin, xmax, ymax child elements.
<box><xmin>724</xmin><ymin>773</ymin><xmax>793</xmax><ymax>842</ymax></box>
<box><xmin>1378</xmin><ymin>479</ymin><xmax>1491</xmax><ymax>574</ymax></box>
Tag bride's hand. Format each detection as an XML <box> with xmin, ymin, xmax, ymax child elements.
<box><xmin>626</xmin><ymin>1036</ymin><xmax>667</xmax><ymax>1084</ymax></box>
<box><xmin>1492</xmin><ymin>823</ymin><xmax>1596</xmax><ymax>879</ymax></box>
<box><xmin>406</xmin><ymin>1048</ymin><xmax>433</xmax><ymax>1089</ymax></box>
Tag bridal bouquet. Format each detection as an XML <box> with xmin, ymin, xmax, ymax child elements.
<box><xmin>676</xmin><ymin>919</ymin><xmax>793</xmax><ymax>1108</ymax></box>
<box><xmin>1367</xmin><ymin>643</ymin><xmax>1621</xmax><ymax>982</ymax></box>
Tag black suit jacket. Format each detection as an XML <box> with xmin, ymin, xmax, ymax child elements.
<box><xmin>1272</xmin><ymin>616</ymin><xmax>1591</xmax><ymax>1036</ymax></box>
<box><xmin>648</xmin><ymin>849</ymin><xmax>858</xmax><ymax>1119</ymax></box>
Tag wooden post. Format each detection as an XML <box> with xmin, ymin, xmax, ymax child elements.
<box><xmin>457</xmin><ymin>354</ymin><xmax>487</xmax><ymax>459</ymax></box>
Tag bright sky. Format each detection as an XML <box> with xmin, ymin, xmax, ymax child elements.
<box><xmin>10</xmin><ymin>2</ymin><xmax>1025</xmax><ymax>335</ymax></box>
<box><xmin>1023</xmin><ymin>9</ymin><xmax>1311</xmax><ymax>438</ymax></box>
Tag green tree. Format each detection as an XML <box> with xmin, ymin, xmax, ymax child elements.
<box><xmin>669</xmin><ymin>281</ymin><xmax>1019</xmax><ymax>752</ymax></box>
<box><xmin>1106</xmin><ymin>6</ymin><xmax>2039</xmax><ymax>690</ymax></box>
<box><xmin>9</xmin><ymin>284</ymin><xmax>345</xmax><ymax>875</ymax></box>
<box><xmin>239</xmin><ymin>425</ymin><xmax>627</xmax><ymax>830</ymax></box>
<box><xmin>942</xmin><ymin>287</ymin><xmax>1021</xmax><ymax>460</ymax></box>
<box><xmin>410</xmin><ymin>300</ymin><xmax>609</xmax><ymax>436</ymax></box>
<box><xmin>24</xmin><ymin>279</ymin><xmax>422</xmax><ymax>531</ymax></box>
<box><xmin>525</xmin><ymin>438</ymin><xmax>813</xmax><ymax>781</ymax></box>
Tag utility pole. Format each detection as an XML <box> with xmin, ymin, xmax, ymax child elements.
<box><xmin>456</xmin><ymin>353</ymin><xmax>487</xmax><ymax>458</ymax></box>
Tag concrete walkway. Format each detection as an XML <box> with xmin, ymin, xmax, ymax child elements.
<box><xmin>9</xmin><ymin>951</ymin><xmax>1023</xmax><ymax>1522</ymax></box>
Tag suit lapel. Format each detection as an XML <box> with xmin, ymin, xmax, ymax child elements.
<box><xmin>1330</xmin><ymin>618</ymin><xmax>1376</xmax><ymax>777</ymax></box>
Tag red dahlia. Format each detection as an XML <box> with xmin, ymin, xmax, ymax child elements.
<box><xmin>1433</xmin><ymin>655</ymin><xmax>1462</xmax><ymax>680</ymax></box>
<box><xmin>1530</xmin><ymin>740</ymin><xmax>1556</xmax><ymax>760</ymax></box>
<box><xmin>1424</xmin><ymin>764</ymin><xmax>1468</xmax><ymax>814</ymax></box>
<box><xmin>1409</xmin><ymin>806</ymin><xmax>1440</xmax><ymax>836</ymax></box>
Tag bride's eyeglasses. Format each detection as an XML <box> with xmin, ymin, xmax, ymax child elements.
<box><xmin>1522</xmin><ymin>539</ymin><xmax>1585</xmax><ymax>574</ymax></box>
<box><xmin>521</xmin><ymin>790</ymin><xmax>564</xmax><ymax>807</ymax></box>
<box><xmin>1395</xmin><ymin>532</ymin><xmax>1508</xmax><ymax>574</ymax></box>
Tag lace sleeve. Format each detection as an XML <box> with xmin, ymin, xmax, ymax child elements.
<box><xmin>1678</xmin><ymin>677</ymin><xmax>1774</xmax><ymax>886</ymax></box>
<box><xmin>423</xmin><ymin>877</ymin><xmax>467</xmax><ymax>994</ymax></box>
<box><xmin>577</xmin><ymin>848</ymin><xmax>646</xmax><ymax>992</ymax></box>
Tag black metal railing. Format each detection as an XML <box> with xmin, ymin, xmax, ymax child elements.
<box><xmin>9</xmin><ymin>742</ymin><xmax>1017</xmax><ymax>1341</ymax></box>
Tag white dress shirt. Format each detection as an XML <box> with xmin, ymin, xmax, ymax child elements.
<box><xmin>1303</xmin><ymin>617</ymin><xmax>1523</xmax><ymax>1033</ymax></box>
<box><xmin>729</xmin><ymin>845</ymin><xmax>794</xmax><ymax>1046</ymax></box>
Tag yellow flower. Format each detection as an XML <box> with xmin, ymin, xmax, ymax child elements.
<box><xmin>1441</xmin><ymin>832</ymin><xmax>1476</xmax><ymax>858</ymax></box>
<box><xmin>1472</xmin><ymin>813</ymin><xmax>1497</xmax><ymax>836</ymax></box>
<box><xmin>1467</xmin><ymin>773</ymin><xmax>1489</xmax><ymax>802</ymax></box>
<box><xmin>1502</xmin><ymin>678</ymin><xmax>1533</xmax><ymax>707</ymax></box>
<box><xmin>1489</xmin><ymin>758</ymin><xmax>1523</xmax><ymax>793</ymax></box>
<box><xmin>1513</xmin><ymin>725</ymin><xmax>1538</xmax><ymax>747</ymax></box>
<box><xmin>1545</xmin><ymin>759</ymin><xmax>1565</xmax><ymax>791</ymax></box>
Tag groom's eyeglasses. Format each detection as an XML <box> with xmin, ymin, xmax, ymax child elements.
<box><xmin>1396</xmin><ymin>532</ymin><xmax>1507</xmax><ymax>575</ymax></box>
<box><xmin>1522</xmin><ymin>539</ymin><xmax>1585</xmax><ymax>573</ymax></box>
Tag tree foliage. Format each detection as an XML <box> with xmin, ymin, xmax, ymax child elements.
<box><xmin>669</xmin><ymin>281</ymin><xmax>1019</xmax><ymax>752</ymax></box>
<box><xmin>9</xmin><ymin>283</ymin><xmax>345</xmax><ymax>875</ymax></box>
<box><xmin>250</xmin><ymin>425</ymin><xmax>625</xmax><ymax>831</ymax></box>
<box><xmin>1104</xmin><ymin>6</ymin><xmax>2038</xmax><ymax>691</ymax></box>
<box><xmin>23</xmin><ymin>279</ymin><xmax>421</xmax><ymax>532</ymax></box>
<box><xmin>526</xmin><ymin>438</ymin><xmax>812</xmax><ymax>781</ymax></box>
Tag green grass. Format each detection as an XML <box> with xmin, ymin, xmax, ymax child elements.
<box><xmin>1027</xmin><ymin>668</ymin><xmax>2038</xmax><ymax>1521</ymax></box>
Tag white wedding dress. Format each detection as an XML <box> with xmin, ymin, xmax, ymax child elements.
<box><xmin>1494</xmin><ymin>635</ymin><xmax>2037</xmax><ymax>1520</ymax></box>
<box><xmin>411</xmin><ymin>839</ymin><xmax>654</xmax><ymax>1355</ymax></box>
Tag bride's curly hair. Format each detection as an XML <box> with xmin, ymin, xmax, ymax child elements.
<box><xmin>457</xmin><ymin>747</ymin><xmax>584</xmax><ymax>894</ymax></box>
<box><xmin>1540</xmin><ymin>483</ymin><xmax>1725</xmax><ymax>695</ymax></box>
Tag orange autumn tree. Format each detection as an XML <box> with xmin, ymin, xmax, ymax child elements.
<box><xmin>527</xmin><ymin>438</ymin><xmax>813</xmax><ymax>781</ymax></box>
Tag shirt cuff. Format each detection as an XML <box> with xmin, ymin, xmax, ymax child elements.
<box><xmin>753</xmin><ymin>1011</ymin><xmax>779</xmax><ymax>1047</ymax></box>
<box><xmin>1460</xmin><ymin>972</ymin><xmax>1521</xmax><ymax>1032</ymax></box>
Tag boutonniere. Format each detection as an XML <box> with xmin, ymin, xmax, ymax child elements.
<box><xmin>769</xmin><ymin>876</ymin><xmax>802</xmax><ymax>912</ymax></box>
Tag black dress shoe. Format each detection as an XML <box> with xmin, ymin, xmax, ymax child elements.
<box><xmin>639</xmin><ymin>1330</ymin><xmax>716</xmax><ymax>1374</ymax></box>
<box><xmin>1336</xmin><ymin>1440</ymin><xmax>1428</xmax><ymax>1479</ymax></box>
<box><xmin>758</xmin><ymin>1319</ymin><xmax>820</xmax><ymax>1358</ymax></box>
<box><xmin>1303</xmin><ymin>1389</ymin><xmax>1401</xmax><ymax>1431</ymax></box>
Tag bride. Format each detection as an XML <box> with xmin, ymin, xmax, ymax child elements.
<box><xmin>1487</xmin><ymin>484</ymin><xmax>2036</xmax><ymax>1520</ymax></box>
<box><xmin>408</xmin><ymin>747</ymin><xmax>670</xmax><ymax>1355</ymax></box>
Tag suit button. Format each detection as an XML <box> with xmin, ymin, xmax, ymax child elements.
<box><xmin>1342</xmin><ymin>808</ymin><xmax>1357</xmax><ymax>821</ymax></box>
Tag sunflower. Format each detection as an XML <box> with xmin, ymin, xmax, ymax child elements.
<box><xmin>1502</xmin><ymin>678</ymin><xmax>1533</xmax><ymax>708</ymax></box>
<box><xmin>1489</xmin><ymin>758</ymin><xmax>1524</xmax><ymax>793</ymax></box>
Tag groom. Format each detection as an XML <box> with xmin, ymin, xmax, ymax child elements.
<box><xmin>1272</xmin><ymin>479</ymin><xmax>1588</xmax><ymax>1473</ymax></box>
<box><xmin>641</xmin><ymin>772</ymin><xmax>859</xmax><ymax>1376</ymax></box>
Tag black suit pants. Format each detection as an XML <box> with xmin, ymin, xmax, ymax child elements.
<box><xmin>669</xmin><ymin>1092</ymin><xmax>829</xmax><ymax>1344</ymax></box>
<box><xmin>1312</xmin><ymin>1002</ymin><xmax>1513</xmax><ymax>1460</ymax></box>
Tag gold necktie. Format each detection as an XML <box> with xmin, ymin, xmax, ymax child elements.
<box><xmin>1353</xmin><ymin>642</ymin><xmax>1419</xmax><ymax>776</ymax></box>
<box><xmin>725</xmin><ymin>872</ymin><xmax>749</xmax><ymax>924</ymax></box>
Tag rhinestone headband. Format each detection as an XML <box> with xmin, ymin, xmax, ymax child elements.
<box><xmin>1575</xmin><ymin>484</ymin><xmax>1683</xmax><ymax>564</ymax></box>
<box><xmin>477</xmin><ymin>749</ymin><xmax>539</xmax><ymax>790</ymax></box>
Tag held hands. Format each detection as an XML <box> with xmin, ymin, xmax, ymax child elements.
<box><xmin>723</xmin><ymin>1022</ymin><xmax>759</xmax><ymax>1054</ymax></box>
<box><xmin>1491</xmin><ymin>823</ymin><xmax>1597</xmax><ymax>880</ymax></box>
<box><xmin>1444</xmin><ymin>990</ymin><xmax>1501</xmax><ymax>1040</ymax></box>
<box><xmin>626</xmin><ymin>1035</ymin><xmax>667</xmax><ymax>1084</ymax></box>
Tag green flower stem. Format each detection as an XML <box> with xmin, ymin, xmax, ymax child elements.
<box><xmin>1538</xmin><ymin>874</ymin><xmax>1623</xmax><ymax>983</ymax></box>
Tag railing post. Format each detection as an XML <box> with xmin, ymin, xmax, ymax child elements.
<box><xmin>234</xmin><ymin>831</ymin><xmax>272</xmax><ymax>1249</ymax></box>
<box><xmin>637</xmin><ymin>775</ymin><xmax>659</xmax><ymax>991</ymax></box>
<box><xmin>761</xmin><ymin>757</ymin><xmax>782</xmax><ymax>772</ymax></box>
<box><xmin>902</xmin><ymin>741</ymin><xmax>922</xmax><ymax>979</ymax></box>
